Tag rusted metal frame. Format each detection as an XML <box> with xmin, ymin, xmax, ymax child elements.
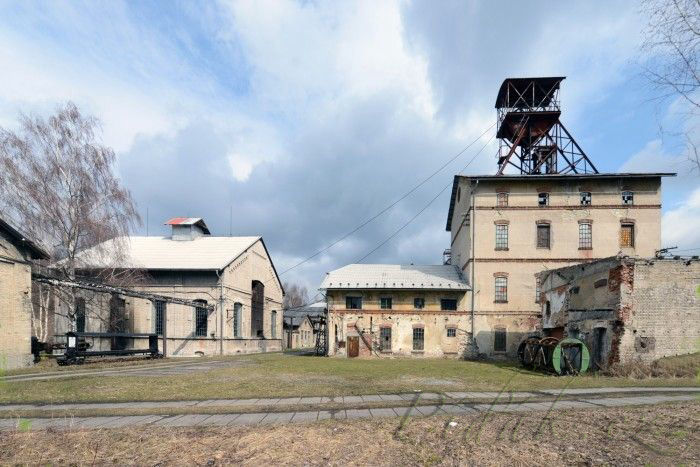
<box><xmin>558</xmin><ymin>122</ymin><xmax>598</xmax><ymax>173</ymax></box>
<box><xmin>497</xmin><ymin>115</ymin><xmax>529</xmax><ymax>175</ymax></box>
<box><xmin>537</xmin><ymin>80</ymin><xmax>561</xmax><ymax>110</ymax></box>
<box><xmin>33</xmin><ymin>274</ymin><xmax>216</xmax><ymax>311</ymax></box>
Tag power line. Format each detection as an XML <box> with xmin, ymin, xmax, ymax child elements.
<box><xmin>274</xmin><ymin>123</ymin><xmax>496</xmax><ymax>278</ymax></box>
<box><xmin>356</xmin><ymin>134</ymin><xmax>495</xmax><ymax>263</ymax></box>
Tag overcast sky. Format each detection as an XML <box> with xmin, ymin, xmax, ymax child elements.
<box><xmin>1</xmin><ymin>0</ymin><xmax>698</xmax><ymax>295</ymax></box>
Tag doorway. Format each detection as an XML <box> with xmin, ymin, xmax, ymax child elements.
<box><xmin>347</xmin><ymin>336</ymin><xmax>359</xmax><ymax>358</ymax></box>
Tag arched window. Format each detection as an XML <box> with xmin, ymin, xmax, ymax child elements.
<box><xmin>194</xmin><ymin>300</ymin><xmax>208</xmax><ymax>337</ymax></box>
<box><xmin>251</xmin><ymin>281</ymin><xmax>265</xmax><ymax>337</ymax></box>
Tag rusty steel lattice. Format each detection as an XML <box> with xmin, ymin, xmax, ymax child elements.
<box><xmin>495</xmin><ymin>77</ymin><xmax>598</xmax><ymax>175</ymax></box>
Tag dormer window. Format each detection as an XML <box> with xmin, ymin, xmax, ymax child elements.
<box><xmin>165</xmin><ymin>217</ymin><xmax>211</xmax><ymax>241</ymax></box>
<box><xmin>538</xmin><ymin>193</ymin><xmax>549</xmax><ymax>207</ymax></box>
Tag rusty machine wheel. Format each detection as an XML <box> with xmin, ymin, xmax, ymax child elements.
<box><xmin>518</xmin><ymin>336</ymin><xmax>590</xmax><ymax>375</ymax></box>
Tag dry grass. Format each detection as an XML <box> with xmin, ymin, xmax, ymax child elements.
<box><xmin>0</xmin><ymin>403</ymin><xmax>697</xmax><ymax>465</ymax></box>
<box><xmin>607</xmin><ymin>352</ymin><xmax>700</xmax><ymax>379</ymax></box>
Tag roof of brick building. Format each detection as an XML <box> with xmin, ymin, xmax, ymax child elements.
<box><xmin>320</xmin><ymin>264</ymin><xmax>469</xmax><ymax>290</ymax></box>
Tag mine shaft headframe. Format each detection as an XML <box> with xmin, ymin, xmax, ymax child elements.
<box><xmin>495</xmin><ymin>77</ymin><xmax>598</xmax><ymax>175</ymax></box>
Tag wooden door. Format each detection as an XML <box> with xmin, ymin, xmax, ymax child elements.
<box><xmin>347</xmin><ymin>336</ymin><xmax>359</xmax><ymax>358</ymax></box>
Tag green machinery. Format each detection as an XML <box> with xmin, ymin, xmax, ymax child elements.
<box><xmin>518</xmin><ymin>336</ymin><xmax>590</xmax><ymax>375</ymax></box>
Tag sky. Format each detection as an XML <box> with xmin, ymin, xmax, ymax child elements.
<box><xmin>0</xmin><ymin>0</ymin><xmax>698</xmax><ymax>295</ymax></box>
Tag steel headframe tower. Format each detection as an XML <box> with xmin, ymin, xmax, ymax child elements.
<box><xmin>495</xmin><ymin>77</ymin><xmax>598</xmax><ymax>175</ymax></box>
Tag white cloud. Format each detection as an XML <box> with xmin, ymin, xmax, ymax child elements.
<box><xmin>662</xmin><ymin>187</ymin><xmax>700</xmax><ymax>251</ymax></box>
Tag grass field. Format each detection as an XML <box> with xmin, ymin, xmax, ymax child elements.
<box><xmin>1</xmin><ymin>403</ymin><xmax>697</xmax><ymax>465</ymax></box>
<box><xmin>1</xmin><ymin>352</ymin><xmax>698</xmax><ymax>404</ymax></box>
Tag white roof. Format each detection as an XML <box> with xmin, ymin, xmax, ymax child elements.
<box><xmin>320</xmin><ymin>264</ymin><xmax>469</xmax><ymax>290</ymax></box>
<box><xmin>75</xmin><ymin>236</ymin><xmax>261</xmax><ymax>270</ymax></box>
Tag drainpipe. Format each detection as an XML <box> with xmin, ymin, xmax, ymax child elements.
<box><xmin>216</xmin><ymin>270</ymin><xmax>224</xmax><ymax>356</ymax></box>
<box><xmin>470</xmin><ymin>180</ymin><xmax>478</xmax><ymax>347</ymax></box>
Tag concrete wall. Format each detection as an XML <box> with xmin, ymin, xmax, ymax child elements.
<box><xmin>450</xmin><ymin>176</ymin><xmax>663</xmax><ymax>358</ymax></box>
<box><xmin>52</xmin><ymin>238</ymin><xmax>284</xmax><ymax>357</ymax></box>
<box><xmin>0</xmin><ymin>229</ymin><xmax>35</xmax><ymax>370</ymax></box>
<box><xmin>326</xmin><ymin>289</ymin><xmax>469</xmax><ymax>358</ymax></box>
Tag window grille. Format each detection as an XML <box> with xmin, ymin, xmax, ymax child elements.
<box><xmin>412</xmin><ymin>328</ymin><xmax>424</xmax><ymax>351</ymax></box>
<box><xmin>154</xmin><ymin>300</ymin><xmax>165</xmax><ymax>336</ymax></box>
<box><xmin>579</xmin><ymin>223</ymin><xmax>592</xmax><ymax>249</ymax></box>
<box><xmin>495</xmin><ymin>224</ymin><xmax>508</xmax><ymax>249</ymax></box>
<box><xmin>195</xmin><ymin>300</ymin><xmax>208</xmax><ymax>337</ymax></box>
<box><xmin>620</xmin><ymin>223</ymin><xmax>635</xmax><ymax>247</ymax></box>
<box><xmin>446</xmin><ymin>328</ymin><xmax>456</xmax><ymax>338</ymax></box>
<box><xmin>380</xmin><ymin>327</ymin><xmax>392</xmax><ymax>351</ymax></box>
<box><xmin>495</xmin><ymin>276</ymin><xmax>508</xmax><ymax>302</ymax></box>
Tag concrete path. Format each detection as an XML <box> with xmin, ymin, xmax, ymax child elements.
<box><xmin>1</xmin><ymin>386</ymin><xmax>697</xmax><ymax>412</ymax></box>
<box><xmin>0</xmin><ymin>392</ymin><xmax>696</xmax><ymax>431</ymax></box>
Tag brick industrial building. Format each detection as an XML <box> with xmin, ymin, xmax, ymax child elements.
<box><xmin>538</xmin><ymin>255</ymin><xmax>699</xmax><ymax>369</ymax></box>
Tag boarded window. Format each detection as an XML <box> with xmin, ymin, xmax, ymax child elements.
<box><xmin>412</xmin><ymin>327</ymin><xmax>424</xmax><ymax>351</ymax></box>
<box><xmin>538</xmin><ymin>192</ymin><xmax>549</xmax><ymax>206</ymax></box>
<box><xmin>414</xmin><ymin>298</ymin><xmax>425</xmax><ymax>309</ymax></box>
<box><xmin>380</xmin><ymin>297</ymin><xmax>392</xmax><ymax>309</ymax></box>
<box><xmin>622</xmin><ymin>191</ymin><xmax>634</xmax><ymax>205</ymax></box>
<box><xmin>620</xmin><ymin>223</ymin><xmax>635</xmax><ymax>247</ymax></box>
<box><xmin>579</xmin><ymin>223</ymin><xmax>592</xmax><ymax>249</ymax></box>
<box><xmin>495</xmin><ymin>224</ymin><xmax>508</xmax><ymax>250</ymax></box>
<box><xmin>346</xmin><ymin>296</ymin><xmax>362</xmax><ymax>309</ymax></box>
<box><xmin>195</xmin><ymin>300</ymin><xmax>208</xmax><ymax>337</ymax></box>
<box><xmin>497</xmin><ymin>192</ymin><xmax>508</xmax><ymax>207</ymax></box>
<box><xmin>75</xmin><ymin>298</ymin><xmax>86</xmax><ymax>333</ymax></box>
<box><xmin>271</xmin><ymin>310</ymin><xmax>277</xmax><ymax>338</ymax></box>
<box><xmin>494</xmin><ymin>327</ymin><xmax>506</xmax><ymax>352</ymax></box>
<box><xmin>441</xmin><ymin>299</ymin><xmax>457</xmax><ymax>311</ymax></box>
<box><xmin>446</xmin><ymin>328</ymin><xmax>456</xmax><ymax>337</ymax></box>
<box><xmin>580</xmin><ymin>191</ymin><xmax>591</xmax><ymax>205</ymax></box>
<box><xmin>536</xmin><ymin>224</ymin><xmax>551</xmax><ymax>248</ymax></box>
<box><xmin>380</xmin><ymin>327</ymin><xmax>392</xmax><ymax>351</ymax></box>
<box><xmin>495</xmin><ymin>276</ymin><xmax>508</xmax><ymax>302</ymax></box>
<box><xmin>233</xmin><ymin>302</ymin><xmax>242</xmax><ymax>338</ymax></box>
<box><xmin>154</xmin><ymin>300</ymin><xmax>165</xmax><ymax>336</ymax></box>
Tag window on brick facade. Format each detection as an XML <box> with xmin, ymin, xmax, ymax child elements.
<box><xmin>579</xmin><ymin>222</ymin><xmax>592</xmax><ymax>249</ymax></box>
<box><xmin>536</xmin><ymin>224</ymin><xmax>551</xmax><ymax>248</ymax></box>
<box><xmin>346</xmin><ymin>296</ymin><xmax>362</xmax><ymax>309</ymax></box>
<box><xmin>580</xmin><ymin>191</ymin><xmax>591</xmax><ymax>205</ymax></box>
<box><xmin>495</xmin><ymin>276</ymin><xmax>508</xmax><ymax>302</ymax></box>
<box><xmin>75</xmin><ymin>298</ymin><xmax>86</xmax><ymax>333</ymax></box>
<box><xmin>622</xmin><ymin>191</ymin><xmax>634</xmax><ymax>205</ymax></box>
<box><xmin>620</xmin><ymin>223</ymin><xmax>635</xmax><ymax>248</ymax></box>
<box><xmin>233</xmin><ymin>302</ymin><xmax>242</xmax><ymax>338</ymax></box>
<box><xmin>446</xmin><ymin>328</ymin><xmax>456</xmax><ymax>338</ymax></box>
<box><xmin>494</xmin><ymin>327</ymin><xmax>507</xmax><ymax>352</ymax></box>
<box><xmin>538</xmin><ymin>192</ymin><xmax>549</xmax><ymax>206</ymax></box>
<box><xmin>194</xmin><ymin>300</ymin><xmax>208</xmax><ymax>337</ymax></box>
<box><xmin>271</xmin><ymin>310</ymin><xmax>277</xmax><ymax>338</ymax></box>
<box><xmin>441</xmin><ymin>299</ymin><xmax>457</xmax><ymax>311</ymax></box>
<box><xmin>413</xmin><ymin>297</ymin><xmax>425</xmax><ymax>309</ymax></box>
<box><xmin>497</xmin><ymin>192</ymin><xmax>508</xmax><ymax>207</ymax></box>
<box><xmin>154</xmin><ymin>300</ymin><xmax>165</xmax><ymax>336</ymax></box>
<box><xmin>380</xmin><ymin>327</ymin><xmax>392</xmax><ymax>351</ymax></box>
<box><xmin>412</xmin><ymin>327</ymin><xmax>424</xmax><ymax>351</ymax></box>
<box><xmin>380</xmin><ymin>297</ymin><xmax>392</xmax><ymax>309</ymax></box>
<box><xmin>495</xmin><ymin>224</ymin><xmax>508</xmax><ymax>250</ymax></box>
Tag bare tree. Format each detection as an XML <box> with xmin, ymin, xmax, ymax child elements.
<box><xmin>0</xmin><ymin>102</ymin><xmax>141</xmax><ymax>331</ymax></box>
<box><xmin>283</xmin><ymin>282</ymin><xmax>309</xmax><ymax>310</ymax></box>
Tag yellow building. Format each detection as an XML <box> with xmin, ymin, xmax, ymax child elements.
<box><xmin>0</xmin><ymin>217</ymin><xmax>49</xmax><ymax>370</ymax></box>
<box><xmin>323</xmin><ymin>264</ymin><xmax>470</xmax><ymax>358</ymax></box>
<box><xmin>446</xmin><ymin>173</ymin><xmax>673</xmax><ymax>357</ymax></box>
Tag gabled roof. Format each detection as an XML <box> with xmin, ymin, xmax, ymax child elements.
<box><xmin>165</xmin><ymin>217</ymin><xmax>210</xmax><ymax>234</ymax></box>
<box><xmin>0</xmin><ymin>217</ymin><xmax>50</xmax><ymax>259</ymax></box>
<box><xmin>320</xmin><ymin>264</ymin><xmax>469</xmax><ymax>290</ymax></box>
<box><xmin>74</xmin><ymin>236</ymin><xmax>261</xmax><ymax>270</ymax></box>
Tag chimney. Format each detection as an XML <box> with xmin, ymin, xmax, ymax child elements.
<box><xmin>164</xmin><ymin>217</ymin><xmax>211</xmax><ymax>241</ymax></box>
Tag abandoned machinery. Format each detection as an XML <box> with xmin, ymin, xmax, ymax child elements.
<box><xmin>517</xmin><ymin>336</ymin><xmax>590</xmax><ymax>375</ymax></box>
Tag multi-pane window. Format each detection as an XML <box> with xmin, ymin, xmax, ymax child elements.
<box><xmin>536</xmin><ymin>224</ymin><xmax>551</xmax><ymax>248</ymax></box>
<box><xmin>579</xmin><ymin>223</ymin><xmax>593</xmax><ymax>249</ymax></box>
<box><xmin>195</xmin><ymin>300</ymin><xmax>208</xmax><ymax>337</ymax></box>
<box><xmin>622</xmin><ymin>191</ymin><xmax>634</xmax><ymax>205</ymax></box>
<box><xmin>495</xmin><ymin>224</ymin><xmax>508</xmax><ymax>250</ymax></box>
<box><xmin>494</xmin><ymin>327</ymin><xmax>507</xmax><ymax>352</ymax></box>
<box><xmin>380</xmin><ymin>297</ymin><xmax>392</xmax><ymax>309</ymax></box>
<box><xmin>620</xmin><ymin>223</ymin><xmax>635</xmax><ymax>247</ymax></box>
<box><xmin>412</xmin><ymin>327</ymin><xmax>424</xmax><ymax>351</ymax></box>
<box><xmin>380</xmin><ymin>327</ymin><xmax>392</xmax><ymax>351</ymax></box>
<box><xmin>75</xmin><ymin>298</ymin><xmax>86</xmax><ymax>333</ymax></box>
<box><xmin>346</xmin><ymin>296</ymin><xmax>362</xmax><ymax>309</ymax></box>
<box><xmin>497</xmin><ymin>192</ymin><xmax>508</xmax><ymax>207</ymax></box>
<box><xmin>580</xmin><ymin>191</ymin><xmax>591</xmax><ymax>205</ymax></box>
<box><xmin>154</xmin><ymin>300</ymin><xmax>165</xmax><ymax>336</ymax></box>
<box><xmin>233</xmin><ymin>302</ymin><xmax>242</xmax><ymax>338</ymax></box>
<box><xmin>495</xmin><ymin>276</ymin><xmax>508</xmax><ymax>302</ymax></box>
<box><xmin>538</xmin><ymin>192</ymin><xmax>549</xmax><ymax>206</ymax></box>
<box><xmin>414</xmin><ymin>298</ymin><xmax>425</xmax><ymax>309</ymax></box>
<box><xmin>446</xmin><ymin>328</ymin><xmax>456</xmax><ymax>338</ymax></box>
<box><xmin>271</xmin><ymin>310</ymin><xmax>277</xmax><ymax>338</ymax></box>
<box><xmin>441</xmin><ymin>299</ymin><xmax>457</xmax><ymax>311</ymax></box>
